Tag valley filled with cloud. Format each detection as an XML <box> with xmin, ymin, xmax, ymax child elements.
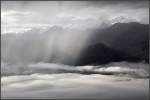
<box><xmin>1</xmin><ymin>1</ymin><xmax>149</xmax><ymax>99</ymax></box>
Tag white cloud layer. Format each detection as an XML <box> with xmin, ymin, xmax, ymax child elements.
<box><xmin>1</xmin><ymin>61</ymin><xmax>149</xmax><ymax>78</ymax></box>
<box><xmin>1</xmin><ymin>73</ymin><xmax>149</xmax><ymax>99</ymax></box>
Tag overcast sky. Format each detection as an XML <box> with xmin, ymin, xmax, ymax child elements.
<box><xmin>1</xmin><ymin>1</ymin><xmax>149</xmax><ymax>33</ymax></box>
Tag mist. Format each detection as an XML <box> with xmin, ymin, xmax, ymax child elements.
<box><xmin>1</xmin><ymin>27</ymin><xmax>93</xmax><ymax>65</ymax></box>
<box><xmin>1</xmin><ymin>1</ymin><xmax>149</xmax><ymax>99</ymax></box>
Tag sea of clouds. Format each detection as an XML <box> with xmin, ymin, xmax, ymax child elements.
<box><xmin>1</xmin><ymin>61</ymin><xmax>149</xmax><ymax>78</ymax></box>
<box><xmin>1</xmin><ymin>61</ymin><xmax>149</xmax><ymax>99</ymax></box>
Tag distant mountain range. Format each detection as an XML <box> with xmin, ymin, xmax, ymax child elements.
<box><xmin>76</xmin><ymin>22</ymin><xmax>149</xmax><ymax>65</ymax></box>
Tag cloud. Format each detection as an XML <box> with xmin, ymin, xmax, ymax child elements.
<box><xmin>1</xmin><ymin>0</ymin><xmax>149</xmax><ymax>34</ymax></box>
<box><xmin>1</xmin><ymin>1</ymin><xmax>149</xmax><ymax>99</ymax></box>
<box><xmin>1</xmin><ymin>61</ymin><xmax>149</xmax><ymax>78</ymax></box>
<box><xmin>1</xmin><ymin>10</ymin><xmax>31</xmax><ymax>26</ymax></box>
<box><xmin>2</xmin><ymin>10</ymin><xmax>30</xmax><ymax>17</ymax></box>
<box><xmin>1</xmin><ymin>73</ymin><xmax>149</xmax><ymax>99</ymax></box>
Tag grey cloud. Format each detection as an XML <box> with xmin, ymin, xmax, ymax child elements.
<box><xmin>2</xmin><ymin>1</ymin><xmax>149</xmax><ymax>11</ymax></box>
<box><xmin>1</xmin><ymin>0</ymin><xmax>149</xmax><ymax>28</ymax></box>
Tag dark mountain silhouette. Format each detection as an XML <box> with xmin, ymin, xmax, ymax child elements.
<box><xmin>76</xmin><ymin>42</ymin><xmax>144</xmax><ymax>66</ymax></box>
<box><xmin>76</xmin><ymin>22</ymin><xmax>149</xmax><ymax>65</ymax></box>
<box><xmin>76</xmin><ymin>43</ymin><xmax>124</xmax><ymax>65</ymax></box>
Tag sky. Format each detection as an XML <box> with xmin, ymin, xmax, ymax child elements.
<box><xmin>1</xmin><ymin>0</ymin><xmax>149</xmax><ymax>33</ymax></box>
